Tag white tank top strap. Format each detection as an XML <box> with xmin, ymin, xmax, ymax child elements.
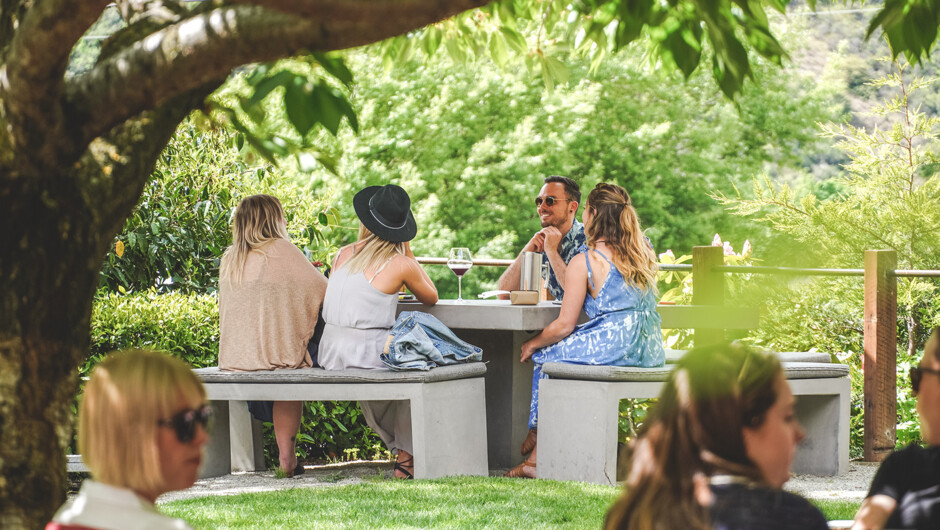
<box><xmin>368</xmin><ymin>255</ymin><xmax>397</xmax><ymax>284</ymax></box>
<box><xmin>334</xmin><ymin>245</ymin><xmax>354</xmax><ymax>270</ymax></box>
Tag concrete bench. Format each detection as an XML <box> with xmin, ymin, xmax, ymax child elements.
<box><xmin>195</xmin><ymin>364</ymin><xmax>488</xmax><ymax>480</ymax></box>
<box><xmin>536</xmin><ymin>359</ymin><xmax>850</xmax><ymax>485</ymax></box>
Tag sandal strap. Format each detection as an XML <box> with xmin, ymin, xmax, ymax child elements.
<box><xmin>394</xmin><ymin>461</ymin><xmax>414</xmax><ymax>479</ymax></box>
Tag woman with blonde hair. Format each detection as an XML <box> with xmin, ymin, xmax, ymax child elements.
<box><xmin>48</xmin><ymin>350</ymin><xmax>210</xmax><ymax>529</ymax></box>
<box><xmin>218</xmin><ymin>194</ymin><xmax>327</xmax><ymax>476</ymax></box>
<box><xmin>507</xmin><ymin>182</ymin><xmax>665</xmax><ymax>478</ymax></box>
<box><xmin>604</xmin><ymin>343</ymin><xmax>827</xmax><ymax>529</ymax></box>
<box><xmin>318</xmin><ymin>184</ymin><xmax>438</xmax><ymax>479</ymax></box>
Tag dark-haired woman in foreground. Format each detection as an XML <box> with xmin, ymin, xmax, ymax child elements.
<box><xmin>604</xmin><ymin>343</ymin><xmax>827</xmax><ymax>530</ymax></box>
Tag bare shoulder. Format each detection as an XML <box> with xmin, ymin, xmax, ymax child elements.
<box><xmin>391</xmin><ymin>252</ymin><xmax>419</xmax><ymax>269</ymax></box>
<box><xmin>568</xmin><ymin>251</ymin><xmax>589</xmax><ymax>273</ymax></box>
<box><xmin>332</xmin><ymin>244</ymin><xmax>356</xmax><ymax>268</ymax></box>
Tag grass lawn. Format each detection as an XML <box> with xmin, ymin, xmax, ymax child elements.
<box><xmin>162</xmin><ymin>476</ymin><xmax>861</xmax><ymax>529</ymax></box>
<box><xmin>812</xmin><ymin>498</ymin><xmax>862</xmax><ymax>521</ymax></box>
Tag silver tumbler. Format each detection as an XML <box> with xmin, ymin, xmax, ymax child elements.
<box><xmin>520</xmin><ymin>251</ymin><xmax>542</xmax><ymax>291</ymax></box>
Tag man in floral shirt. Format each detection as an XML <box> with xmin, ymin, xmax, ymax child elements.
<box><xmin>498</xmin><ymin>176</ymin><xmax>585</xmax><ymax>300</ymax></box>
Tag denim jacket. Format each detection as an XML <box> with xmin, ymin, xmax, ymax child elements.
<box><xmin>380</xmin><ymin>311</ymin><xmax>483</xmax><ymax>371</ymax></box>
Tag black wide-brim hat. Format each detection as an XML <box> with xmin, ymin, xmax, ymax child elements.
<box><xmin>353</xmin><ymin>184</ymin><xmax>417</xmax><ymax>243</ymax></box>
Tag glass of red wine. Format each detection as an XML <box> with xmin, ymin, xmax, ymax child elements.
<box><xmin>447</xmin><ymin>247</ymin><xmax>473</xmax><ymax>302</ymax></box>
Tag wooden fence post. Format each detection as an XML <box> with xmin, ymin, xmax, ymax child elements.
<box><xmin>692</xmin><ymin>246</ymin><xmax>725</xmax><ymax>347</ymax></box>
<box><xmin>864</xmin><ymin>249</ymin><xmax>897</xmax><ymax>462</ymax></box>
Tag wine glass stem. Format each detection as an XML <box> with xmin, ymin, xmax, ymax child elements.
<box><xmin>457</xmin><ymin>277</ymin><xmax>463</xmax><ymax>301</ymax></box>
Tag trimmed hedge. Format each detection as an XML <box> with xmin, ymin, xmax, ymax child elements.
<box><xmin>90</xmin><ymin>290</ymin><xmax>220</xmax><ymax>370</ymax></box>
<box><xmin>89</xmin><ymin>291</ymin><xmax>381</xmax><ymax>465</ymax></box>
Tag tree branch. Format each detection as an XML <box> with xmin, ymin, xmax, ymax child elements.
<box><xmin>80</xmin><ymin>86</ymin><xmax>218</xmax><ymax>242</ymax></box>
<box><xmin>0</xmin><ymin>0</ymin><xmax>27</xmax><ymax>50</ymax></box>
<box><xmin>64</xmin><ymin>0</ymin><xmax>488</xmax><ymax>148</ymax></box>
<box><xmin>1</xmin><ymin>0</ymin><xmax>110</xmax><ymax>163</ymax></box>
<box><xmin>247</xmin><ymin>0</ymin><xmax>488</xmax><ymax>28</ymax></box>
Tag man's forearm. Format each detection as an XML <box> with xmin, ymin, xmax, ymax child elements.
<box><xmin>545</xmin><ymin>250</ymin><xmax>568</xmax><ymax>291</ymax></box>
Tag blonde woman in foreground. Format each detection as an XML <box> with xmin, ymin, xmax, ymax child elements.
<box><xmin>318</xmin><ymin>184</ymin><xmax>438</xmax><ymax>479</ymax></box>
<box><xmin>47</xmin><ymin>350</ymin><xmax>210</xmax><ymax>530</ymax></box>
<box><xmin>604</xmin><ymin>343</ymin><xmax>827</xmax><ymax>530</ymax></box>
<box><xmin>852</xmin><ymin>327</ymin><xmax>940</xmax><ymax>529</ymax></box>
<box><xmin>218</xmin><ymin>194</ymin><xmax>327</xmax><ymax>476</ymax></box>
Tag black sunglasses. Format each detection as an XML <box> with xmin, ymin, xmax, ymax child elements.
<box><xmin>910</xmin><ymin>365</ymin><xmax>940</xmax><ymax>394</ymax></box>
<box><xmin>535</xmin><ymin>196</ymin><xmax>568</xmax><ymax>207</ymax></box>
<box><xmin>158</xmin><ymin>404</ymin><xmax>213</xmax><ymax>443</ymax></box>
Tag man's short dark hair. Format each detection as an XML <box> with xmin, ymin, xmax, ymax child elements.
<box><xmin>544</xmin><ymin>175</ymin><xmax>581</xmax><ymax>204</ymax></box>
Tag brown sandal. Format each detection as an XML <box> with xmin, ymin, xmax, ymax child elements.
<box><xmin>504</xmin><ymin>458</ymin><xmax>537</xmax><ymax>479</ymax></box>
<box><xmin>520</xmin><ymin>428</ymin><xmax>537</xmax><ymax>455</ymax></box>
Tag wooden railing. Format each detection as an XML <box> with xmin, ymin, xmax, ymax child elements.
<box><xmin>421</xmin><ymin>247</ymin><xmax>940</xmax><ymax>462</ymax></box>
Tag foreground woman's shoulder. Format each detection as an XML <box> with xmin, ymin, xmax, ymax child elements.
<box><xmin>709</xmin><ymin>483</ymin><xmax>828</xmax><ymax>530</ymax></box>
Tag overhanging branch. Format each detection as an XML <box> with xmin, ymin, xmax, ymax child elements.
<box><xmin>2</xmin><ymin>0</ymin><xmax>110</xmax><ymax>161</ymax></box>
<box><xmin>247</xmin><ymin>0</ymin><xmax>489</xmax><ymax>29</ymax></box>
<box><xmin>4</xmin><ymin>0</ymin><xmax>110</xmax><ymax>107</ymax></box>
<box><xmin>64</xmin><ymin>0</ymin><xmax>489</xmax><ymax>148</ymax></box>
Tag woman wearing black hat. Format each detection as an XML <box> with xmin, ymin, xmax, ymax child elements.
<box><xmin>318</xmin><ymin>184</ymin><xmax>438</xmax><ymax>479</ymax></box>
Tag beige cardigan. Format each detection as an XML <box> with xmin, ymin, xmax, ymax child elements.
<box><xmin>219</xmin><ymin>238</ymin><xmax>327</xmax><ymax>371</ymax></box>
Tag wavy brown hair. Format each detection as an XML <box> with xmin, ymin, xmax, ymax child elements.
<box><xmin>584</xmin><ymin>183</ymin><xmax>657</xmax><ymax>289</ymax></box>
<box><xmin>604</xmin><ymin>343</ymin><xmax>782</xmax><ymax>530</ymax></box>
<box><xmin>219</xmin><ymin>194</ymin><xmax>290</xmax><ymax>285</ymax></box>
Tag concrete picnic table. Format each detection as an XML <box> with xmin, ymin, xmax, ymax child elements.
<box><xmin>396</xmin><ymin>299</ymin><xmax>757</xmax><ymax>469</ymax></box>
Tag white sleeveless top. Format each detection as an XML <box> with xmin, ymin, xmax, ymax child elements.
<box><xmin>318</xmin><ymin>259</ymin><xmax>398</xmax><ymax>370</ymax></box>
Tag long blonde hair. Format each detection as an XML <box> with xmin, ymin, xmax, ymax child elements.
<box><xmin>220</xmin><ymin>194</ymin><xmax>290</xmax><ymax>285</ymax></box>
<box><xmin>342</xmin><ymin>224</ymin><xmax>405</xmax><ymax>275</ymax></box>
<box><xmin>585</xmin><ymin>183</ymin><xmax>657</xmax><ymax>290</ymax></box>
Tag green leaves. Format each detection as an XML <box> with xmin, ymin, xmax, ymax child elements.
<box><xmin>285</xmin><ymin>77</ymin><xmax>317</xmax><ymax>136</ymax></box>
<box><xmin>310</xmin><ymin>52</ymin><xmax>354</xmax><ymax>87</ymax></box>
<box><xmin>500</xmin><ymin>27</ymin><xmax>529</xmax><ymax>54</ymax></box>
<box><xmin>312</xmin><ymin>81</ymin><xmax>359</xmax><ymax>135</ymax></box>
<box><xmin>539</xmin><ymin>54</ymin><xmax>569</xmax><ymax>91</ymax></box>
<box><xmin>244</xmin><ymin>67</ymin><xmax>359</xmax><ymax>139</ymax></box>
<box><xmin>210</xmin><ymin>53</ymin><xmax>359</xmax><ymax>171</ymax></box>
<box><xmin>867</xmin><ymin>0</ymin><xmax>940</xmax><ymax>64</ymax></box>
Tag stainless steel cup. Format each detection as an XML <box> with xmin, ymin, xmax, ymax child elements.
<box><xmin>520</xmin><ymin>251</ymin><xmax>542</xmax><ymax>291</ymax></box>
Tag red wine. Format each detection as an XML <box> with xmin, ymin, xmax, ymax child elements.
<box><xmin>449</xmin><ymin>265</ymin><xmax>471</xmax><ymax>277</ymax></box>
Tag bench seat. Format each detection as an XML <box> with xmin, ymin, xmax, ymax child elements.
<box><xmin>195</xmin><ymin>364</ymin><xmax>488</xmax><ymax>480</ymax></box>
<box><xmin>537</xmin><ymin>361</ymin><xmax>850</xmax><ymax>484</ymax></box>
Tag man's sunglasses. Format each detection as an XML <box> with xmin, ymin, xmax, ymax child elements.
<box><xmin>535</xmin><ymin>196</ymin><xmax>568</xmax><ymax>207</ymax></box>
<box><xmin>909</xmin><ymin>365</ymin><xmax>940</xmax><ymax>394</ymax></box>
<box><xmin>158</xmin><ymin>404</ymin><xmax>213</xmax><ymax>443</ymax></box>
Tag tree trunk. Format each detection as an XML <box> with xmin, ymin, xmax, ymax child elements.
<box><xmin>0</xmin><ymin>177</ymin><xmax>101</xmax><ymax>528</ymax></box>
<box><xmin>0</xmin><ymin>90</ymin><xmax>208</xmax><ymax>528</ymax></box>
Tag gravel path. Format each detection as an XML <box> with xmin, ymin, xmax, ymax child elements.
<box><xmin>785</xmin><ymin>461</ymin><xmax>878</xmax><ymax>502</ymax></box>
<box><xmin>156</xmin><ymin>460</ymin><xmax>878</xmax><ymax>505</ymax></box>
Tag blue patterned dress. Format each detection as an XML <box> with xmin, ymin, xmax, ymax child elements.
<box><xmin>528</xmin><ymin>247</ymin><xmax>665</xmax><ymax>429</ymax></box>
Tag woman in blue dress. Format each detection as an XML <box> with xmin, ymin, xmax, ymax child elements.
<box><xmin>505</xmin><ymin>182</ymin><xmax>664</xmax><ymax>478</ymax></box>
